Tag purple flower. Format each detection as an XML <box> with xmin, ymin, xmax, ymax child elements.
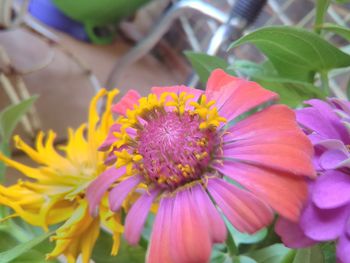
<box><xmin>276</xmin><ymin>99</ymin><xmax>350</xmax><ymax>263</ymax></box>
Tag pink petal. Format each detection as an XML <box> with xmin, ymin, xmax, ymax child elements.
<box><xmin>112</xmin><ymin>89</ymin><xmax>141</xmax><ymax>115</ymax></box>
<box><xmin>222</xmin><ymin>105</ymin><xmax>315</xmax><ymax>178</ymax></box>
<box><xmin>207</xmin><ymin>178</ymin><xmax>273</xmax><ymax>233</ymax></box>
<box><xmin>98</xmin><ymin>123</ymin><xmax>121</xmax><ymax>151</ymax></box>
<box><xmin>225</xmin><ymin>105</ymin><xmax>304</xmax><ymax>143</ymax></box>
<box><xmin>191</xmin><ymin>184</ymin><xmax>227</xmax><ymax>243</ymax></box>
<box><xmin>312</xmin><ymin>170</ymin><xmax>350</xmax><ymax>209</ymax></box>
<box><xmin>125</xmin><ymin>189</ymin><xmax>159</xmax><ymax>245</ymax></box>
<box><xmin>87</xmin><ymin>166</ymin><xmax>126</xmax><ymax>216</ymax></box>
<box><xmin>205</xmin><ymin>69</ymin><xmax>278</xmax><ymax>122</ymax></box>
<box><xmin>147</xmin><ymin>197</ymin><xmax>175</xmax><ymax>263</ymax></box>
<box><xmin>109</xmin><ymin>175</ymin><xmax>142</xmax><ymax>212</ymax></box>
<box><xmin>223</xmin><ymin>144</ymin><xmax>315</xmax><ymax>178</ymax></box>
<box><xmin>212</xmin><ymin>161</ymin><xmax>308</xmax><ymax>222</ymax></box>
<box><xmin>170</xmin><ymin>188</ymin><xmax>212</xmax><ymax>263</ymax></box>
<box><xmin>206</xmin><ymin>69</ymin><xmax>240</xmax><ymax>97</ymax></box>
<box><xmin>275</xmin><ymin>217</ymin><xmax>316</xmax><ymax>248</ymax></box>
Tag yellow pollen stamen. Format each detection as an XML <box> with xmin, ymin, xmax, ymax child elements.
<box><xmin>191</xmin><ymin>95</ymin><xmax>226</xmax><ymax>130</ymax></box>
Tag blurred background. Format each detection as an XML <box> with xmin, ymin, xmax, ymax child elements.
<box><xmin>0</xmin><ymin>0</ymin><xmax>350</xmax><ymax>181</ymax></box>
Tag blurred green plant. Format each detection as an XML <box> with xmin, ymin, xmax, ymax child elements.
<box><xmin>0</xmin><ymin>96</ymin><xmax>38</xmax><ymax>181</ymax></box>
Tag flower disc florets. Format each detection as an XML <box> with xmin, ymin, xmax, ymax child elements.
<box><xmin>112</xmin><ymin>92</ymin><xmax>226</xmax><ymax>190</ymax></box>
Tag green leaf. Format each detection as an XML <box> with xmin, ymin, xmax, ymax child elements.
<box><xmin>227</xmin><ymin>223</ymin><xmax>268</xmax><ymax>246</ymax></box>
<box><xmin>292</xmin><ymin>245</ymin><xmax>324</xmax><ymax>263</ymax></box>
<box><xmin>320</xmin><ymin>23</ymin><xmax>350</xmax><ymax>41</ymax></box>
<box><xmin>0</xmin><ymin>231</ymin><xmax>53</xmax><ymax>263</ymax></box>
<box><xmin>184</xmin><ymin>51</ymin><xmax>230</xmax><ymax>84</ymax></box>
<box><xmin>245</xmin><ymin>244</ymin><xmax>291</xmax><ymax>263</ymax></box>
<box><xmin>233</xmin><ymin>255</ymin><xmax>257</xmax><ymax>263</ymax></box>
<box><xmin>256</xmin><ymin>77</ymin><xmax>326</xmax><ymax>107</ymax></box>
<box><xmin>320</xmin><ymin>242</ymin><xmax>336</xmax><ymax>263</ymax></box>
<box><xmin>0</xmin><ymin>141</ymin><xmax>10</xmax><ymax>182</ymax></box>
<box><xmin>315</xmin><ymin>0</ymin><xmax>331</xmax><ymax>33</ymax></box>
<box><xmin>211</xmin><ymin>251</ymin><xmax>232</xmax><ymax>263</ymax></box>
<box><xmin>229</xmin><ymin>60</ymin><xmax>327</xmax><ymax>107</ymax></box>
<box><xmin>92</xmin><ymin>231</ymin><xmax>146</xmax><ymax>263</ymax></box>
<box><xmin>0</xmin><ymin>96</ymin><xmax>38</xmax><ymax>181</ymax></box>
<box><xmin>229</xmin><ymin>60</ymin><xmax>277</xmax><ymax>79</ymax></box>
<box><xmin>229</xmin><ymin>26</ymin><xmax>350</xmax><ymax>82</ymax></box>
<box><xmin>0</xmin><ymin>95</ymin><xmax>38</xmax><ymax>142</ymax></box>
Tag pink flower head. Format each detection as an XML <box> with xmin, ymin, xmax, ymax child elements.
<box><xmin>87</xmin><ymin>69</ymin><xmax>315</xmax><ymax>263</ymax></box>
<box><xmin>276</xmin><ymin>99</ymin><xmax>350</xmax><ymax>263</ymax></box>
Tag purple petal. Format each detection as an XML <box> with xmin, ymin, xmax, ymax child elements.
<box><xmin>300</xmin><ymin>201</ymin><xmax>350</xmax><ymax>241</ymax></box>
<box><xmin>104</xmin><ymin>152</ymin><xmax>117</xmax><ymax>165</ymax></box>
<box><xmin>98</xmin><ymin>123</ymin><xmax>121</xmax><ymax>151</ymax></box>
<box><xmin>297</xmin><ymin>106</ymin><xmax>344</xmax><ymax>142</ymax></box>
<box><xmin>312</xmin><ymin>171</ymin><xmax>350</xmax><ymax>209</ymax></box>
<box><xmin>337</xmin><ymin>234</ymin><xmax>350</xmax><ymax>263</ymax></box>
<box><xmin>191</xmin><ymin>184</ymin><xmax>227</xmax><ymax>243</ymax></box>
<box><xmin>306</xmin><ymin>99</ymin><xmax>350</xmax><ymax>144</ymax></box>
<box><xmin>87</xmin><ymin>166</ymin><xmax>126</xmax><ymax>216</ymax></box>
<box><xmin>329</xmin><ymin>98</ymin><xmax>350</xmax><ymax>115</ymax></box>
<box><xmin>275</xmin><ymin>217</ymin><xmax>316</xmax><ymax>248</ymax></box>
<box><xmin>109</xmin><ymin>174</ymin><xmax>142</xmax><ymax>212</ymax></box>
<box><xmin>320</xmin><ymin>149</ymin><xmax>348</xmax><ymax>170</ymax></box>
<box><xmin>124</xmin><ymin>189</ymin><xmax>159</xmax><ymax>245</ymax></box>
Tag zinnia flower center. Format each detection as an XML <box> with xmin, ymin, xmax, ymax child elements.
<box><xmin>112</xmin><ymin>92</ymin><xmax>226</xmax><ymax>190</ymax></box>
<box><xmin>137</xmin><ymin>111</ymin><xmax>217</xmax><ymax>188</ymax></box>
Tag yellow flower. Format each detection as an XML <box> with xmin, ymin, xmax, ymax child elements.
<box><xmin>0</xmin><ymin>89</ymin><xmax>123</xmax><ymax>263</ymax></box>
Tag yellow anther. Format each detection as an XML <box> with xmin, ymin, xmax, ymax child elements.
<box><xmin>115</xmin><ymin>150</ymin><xmax>142</xmax><ymax>174</ymax></box>
<box><xmin>166</xmin><ymin>92</ymin><xmax>194</xmax><ymax>115</ymax></box>
<box><xmin>190</xmin><ymin>95</ymin><xmax>225</xmax><ymax>130</ymax></box>
<box><xmin>132</xmin><ymin>154</ymin><xmax>143</xmax><ymax>162</ymax></box>
<box><xmin>157</xmin><ymin>174</ymin><xmax>167</xmax><ymax>184</ymax></box>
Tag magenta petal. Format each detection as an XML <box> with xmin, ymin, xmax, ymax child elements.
<box><xmin>275</xmin><ymin>217</ymin><xmax>316</xmax><ymax>248</ymax></box>
<box><xmin>191</xmin><ymin>184</ymin><xmax>227</xmax><ymax>243</ymax></box>
<box><xmin>207</xmin><ymin>178</ymin><xmax>273</xmax><ymax>234</ymax></box>
<box><xmin>306</xmin><ymin>99</ymin><xmax>350</xmax><ymax>144</ymax></box>
<box><xmin>171</xmin><ymin>189</ymin><xmax>212</xmax><ymax>263</ymax></box>
<box><xmin>86</xmin><ymin>166</ymin><xmax>126</xmax><ymax>216</ymax></box>
<box><xmin>98</xmin><ymin>123</ymin><xmax>121</xmax><ymax>151</ymax></box>
<box><xmin>312</xmin><ymin>171</ymin><xmax>350</xmax><ymax>209</ymax></box>
<box><xmin>109</xmin><ymin>174</ymin><xmax>142</xmax><ymax>212</ymax></box>
<box><xmin>147</xmin><ymin>197</ymin><xmax>175</xmax><ymax>263</ymax></box>
<box><xmin>125</xmin><ymin>189</ymin><xmax>159</xmax><ymax>245</ymax></box>
<box><xmin>300</xmin><ymin>201</ymin><xmax>349</xmax><ymax>241</ymax></box>
<box><xmin>337</xmin><ymin>234</ymin><xmax>350</xmax><ymax>263</ymax></box>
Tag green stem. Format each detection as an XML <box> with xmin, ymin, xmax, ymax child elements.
<box><xmin>320</xmin><ymin>71</ymin><xmax>330</xmax><ymax>96</ymax></box>
<box><xmin>314</xmin><ymin>0</ymin><xmax>330</xmax><ymax>34</ymax></box>
<box><xmin>226</xmin><ymin>232</ymin><xmax>237</xmax><ymax>256</ymax></box>
<box><xmin>3</xmin><ymin>221</ymin><xmax>31</xmax><ymax>243</ymax></box>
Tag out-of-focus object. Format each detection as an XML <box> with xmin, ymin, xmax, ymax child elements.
<box><xmin>0</xmin><ymin>0</ymin><xmax>28</xmax><ymax>28</ymax></box>
<box><xmin>106</xmin><ymin>0</ymin><xmax>267</xmax><ymax>90</ymax></box>
<box><xmin>29</xmin><ymin>0</ymin><xmax>88</xmax><ymax>42</ymax></box>
<box><xmin>52</xmin><ymin>0</ymin><xmax>151</xmax><ymax>44</ymax></box>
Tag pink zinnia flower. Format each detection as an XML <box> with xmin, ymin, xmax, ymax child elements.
<box><xmin>87</xmin><ymin>69</ymin><xmax>315</xmax><ymax>263</ymax></box>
